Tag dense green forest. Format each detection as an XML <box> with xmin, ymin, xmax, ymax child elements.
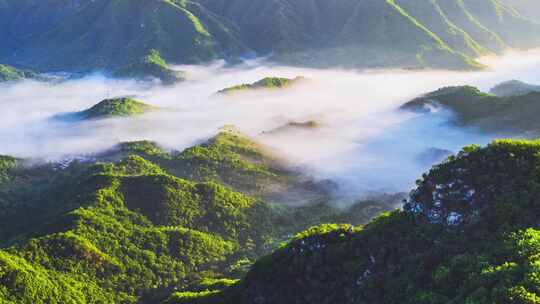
<box><xmin>1</xmin><ymin>0</ymin><xmax>540</xmax><ymax>74</ymax></box>
<box><xmin>217</xmin><ymin>77</ymin><xmax>306</xmax><ymax>95</ymax></box>
<box><xmin>174</xmin><ymin>139</ymin><xmax>540</xmax><ymax>303</ymax></box>
<box><xmin>112</xmin><ymin>49</ymin><xmax>185</xmax><ymax>84</ymax></box>
<box><xmin>4</xmin><ymin>90</ymin><xmax>540</xmax><ymax>302</ymax></box>
<box><xmin>0</xmin><ymin>129</ymin><xmax>398</xmax><ymax>303</ymax></box>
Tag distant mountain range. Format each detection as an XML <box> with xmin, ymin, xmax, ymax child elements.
<box><xmin>1</xmin><ymin>0</ymin><xmax>539</xmax><ymax>73</ymax></box>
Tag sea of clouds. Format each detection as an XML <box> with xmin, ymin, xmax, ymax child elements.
<box><xmin>1</xmin><ymin>49</ymin><xmax>540</xmax><ymax>199</ymax></box>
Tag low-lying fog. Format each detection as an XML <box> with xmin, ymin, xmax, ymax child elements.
<box><xmin>2</xmin><ymin>49</ymin><xmax>540</xmax><ymax>200</ymax></box>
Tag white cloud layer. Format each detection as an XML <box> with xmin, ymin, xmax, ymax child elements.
<box><xmin>1</xmin><ymin>49</ymin><xmax>539</xmax><ymax>199</ymax></box>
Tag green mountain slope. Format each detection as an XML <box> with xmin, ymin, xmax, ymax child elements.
<box><xmin>0</xmin><ymin>0</ymin><xmax>539</xmax><ymax>72</ymax></box>
<box><xmin>401</xmin><ymin>85</ymin><xmax>540</xmax><ymax>134</ymax></box>
<box><xmin>103</xmin><ymin>128</ymin><xmax>338</xmax><ymax>206</ymax></box>
<box><xmin>0</xmin><ymin>159</ymin><xmax>268</xmax><ymax>303</ymax></box>
<box><xmin>0</xmin><ymin>149</ymin><xmax>286</xmax><ymax>303</ymax></box>
<box><xmin>457</xmin><ymin>0</ymin><xmax>540</xmax><ymax>49</ymax></box>
<box><xmin>0</xmin><ymin>64</ymin><xmax>37</xmax><ymax>82</ymax></box>
<box><xmin>434</xmin><ymin>0</ymin><xmax>507</xmax><ymax>52</ymax></box>
<box><xmin>0</xmin><ymin>129</ymin><xmax>399</xmax><ymax>303</ymax></box>
<box><xmin>76</xmin><ymin>97</ymin><xmax>156</xmax><ymax>120</ymax></box>
<box><xmin>217</xmin><ymin>77</ymin><xmax>305</xmax><ymax>95</ymax></box>
<box><xmin>391</xmin><ymin>0</ymin><xmax>488</xmax><ymax>58</ymax></box>
<box><xmin>112</xmin><ymin>49</ymin><xmax>185</xmax><ymax>84</ymax></box>
<box><xmin>171</xmin><ymin>139</ymin><xmax>540</xmax><ymax>304</ymax></box>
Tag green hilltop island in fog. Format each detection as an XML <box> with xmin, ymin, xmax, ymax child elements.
<box><xmin>79</xmin><ymin>97</ymin><xmax>157</xmax><ymax>119</ymax></box>
<box><xmin>2</xmin><ymin>1</ymin><xmax>540</xmax><ymax>304</ymax></box>
<box><xmin>401</xmin><ymin>83</ymin><xmax>540</xmax><ymax>135</ymax></box>
<box><xmin>217</xmin><ymin>77</ymin><xmax>306</xmax><ymax>95</ymax></box>
<box><xmin>54</xmin><ymin>97</ymin><xmax>158</xmax><ymax>122</ymax></box>
<box><xmin>0</xmin><ymin>64</ymin><xmax>38</xmax><ymax>82</ymax></box>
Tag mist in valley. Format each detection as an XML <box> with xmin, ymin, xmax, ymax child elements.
<box><xmin>1</xmin><ymin>49</ymin><xmax>540</xmax><ymax>203</ymax></box>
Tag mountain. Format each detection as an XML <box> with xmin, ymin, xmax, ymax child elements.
<box><xmin>490</xmin><ymin>80</ymin><xmax>540</xmax><ymax>97</ymax></box>
<box><xmin>0</xmin><ymin>155</ymin><xmax>16</xmax><ymax>182</ymax></box>
<box><xmin>0</xmin><ymin>129</ymin><xmax>399</xmax><ymax>303</ymax></box>
<box><xmin>112</xmin><ymin>49</ymin><xmax>185</xmax><ymax>84</ymax></box>
<box><xmin>102</xmin><ymin>128</ymin><xmax>339</xmax><ymax>206</ymax></box>
<box><xmin>77</xmin><ymin>97</ymin><xmax>157</xmax><ymax>120</ymax></box>
<box><xmin>217</xmin><ymin>77</ymin><xmax>306</xmax><ymax>95</ymax></box>
<box><xmin>0</xmin><ymin>64</ymin><xmax>38</xmax><ymax>82</ymax></box>
<box><xmin>167</xmin><ymin>139</ymin><xmax>540</xmax><ymax>304</ymax></box>
<box><xmin>196</xmin><ymin>0</ymin><xmax>524</xmax><ymax>69</ymax></box>
<box><xmin>401</xmin><ymin>85</ymin><xmax>540</xmax><ymax>135</ymax></box>
<box><xmin>0</xmin><ymin>155</ymin><xmax>274</xmax><ymax>303</ymax></box>
<box><xmin>1</xmin><ymin>0</ymin><xmax>540</xmax><ymax>73</ymax></box>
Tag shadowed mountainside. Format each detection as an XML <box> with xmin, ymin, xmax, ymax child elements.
<box><xmin>163</xmin><ymin>139</ymin><xmax>540</xmax><ymax>304</ymax></box>
<box><xmin>0</xmin><ymin>128</ymin><xmax>399</xmax><ymax>303</ymax></box>
<box><xmin>1</xmin><ymin>0</ymin><xmax>539</xmax><ymax>73</ymax></box>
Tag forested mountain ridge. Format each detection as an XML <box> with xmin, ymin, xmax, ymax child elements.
<box><xmin>0</xmin><ymin>0</ymin><xmax>248</xmax><ymax>71</ymax></box>
<box><xmin>0</xmin><ymin>64</ymin><xmax>38</xmax><ymax>82</ymax></box>
<box><xmin>5</xmin><ymin>109</ymin><xmax>540</xmax><ymax>303</ymax></box>
<box><xmin>401</xmin><ymin>84</ymin><xmax>540</xmax><ymax>135</ymax></box>
<box><xmin>0</xmin><ymin>129</ymin><xmax>398</xmax><ymax>303</ymax></box>
<box><xmin>0</xmin><ymin>0</ymin><xmax>539</xmax><ymax>73</ymax></box>
<box><xmin>166</xmin><ymin>139</ymin><xmax>540</xmax><ymax>303</ymax></box>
